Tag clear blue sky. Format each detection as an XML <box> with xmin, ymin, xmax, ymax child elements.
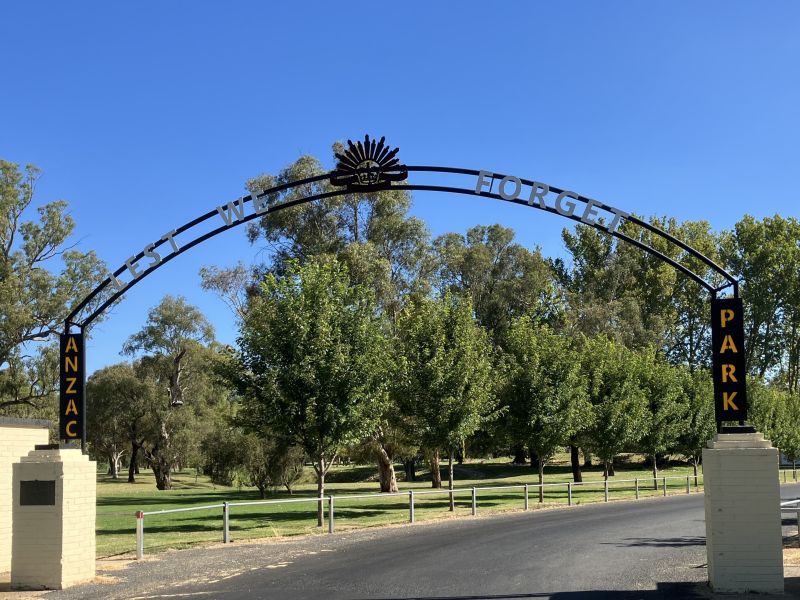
<box><xmin>2</xmin><ymin>2</ymin><xmax>798</xmax><ymax>375</ymax></box>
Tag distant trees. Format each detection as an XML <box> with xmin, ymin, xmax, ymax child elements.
<box><xmin>121</xmin><ymin>295</ymin><xmax>216</xmax><ymax>490</ymax></box>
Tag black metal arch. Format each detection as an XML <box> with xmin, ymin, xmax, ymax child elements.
<box><xmin>65</xmin><ymin>165</ymin><xmax>738</xmax><ymax>332</ymax></box>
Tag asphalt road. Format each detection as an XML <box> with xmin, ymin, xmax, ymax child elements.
<box><xmin>42</xmin><ymin>484</ymin><xmax>800</xmax><ymax>600</ymax></box>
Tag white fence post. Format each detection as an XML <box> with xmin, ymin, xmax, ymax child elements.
<box><xmin>409</xmin><ymin>490</ymin><xmax>415</xmax><ymax>523</ymax></box>
<box><xmin>524</xmin><ymin>484</ymin><xmax>529</xmax><ymax>511</ymax></box>
<box><xmin>328</xmin><ymin>496</ymin><xmax>334</xmax><ymax>534</ymax></box>
<box><xmin>567</xmin><ymin>482</ymin><xmax>572</xmax><ymax>506</ymax></box>
<box><xmin>136</xmin><ymin>511</ymin><xmax>144</xmax><ymax>560</ymax></box>
<box><xmin>604</xmin><ymin>479</ymin><xmax>609</xmax><ymax>502</ymax></box>
<box><xmin>662</xmin><ymin>477</ymin><xmax>667</xmax><ymax>497</ymax></box>
<box><xmin>223</xmin><ymin>502</ymin><xmax>230</xmax><ymax>543</ymax></box>
<box><xmin>686</xmin><ymin>475</ymin><xmax>690</xmax><ymax>494</ymax></box>
<box><xmin>471</xmin><ymin>487</ymin><xmax>477</xmax><ymax>516</ymax></box>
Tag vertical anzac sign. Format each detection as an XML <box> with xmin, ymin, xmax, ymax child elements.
<box><xmin>711</xmin><ymin>297</ymin><xmax>747</xmax><ymax>423</ymax></box>
<box><xmin>59</xmin><ymin>332</ymin><xmax>85</xmax><ymax>441</ymax></box>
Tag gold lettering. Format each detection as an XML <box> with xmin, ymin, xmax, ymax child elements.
<box><xmin>720</xmin><ymin>309</ymin><xmax>734</xmax><ymax>328</ymax></box>
<box><xmin>65</xmin><ymin>420</ymin><xmax>77</xmax><ymax>437</ymax></box>
<box><xmin>722</xmin><ymin>364</ymin><xmax>738</xmax><ymax>383</ymax></box>
<box><xmin>65</xmin><ymin>355</ymin><xmax>78</xmax><ymax>373</ymax></box>
<box><xmin>65</xmin><ymin>398</ymin><xmax>78</xmax><ymax>415</ymax></box>
<box><xmin>723</xmin><ymin>391</ymin><xmax>739</xmax><ymax>411</ymax></box>
<box><xmin>65</xmin><ymin>377</ymin><xmax>77</xmax><ymax>394</ymax></box>
<box><xmin>65</xmin><ymin>337</ymin><xmax>78</xmax><ymax>353</ymax></box>
<box><xmin>719</xmin><ymin>335</ymin><xmax>738</xmax><ymax>353</ymax></box>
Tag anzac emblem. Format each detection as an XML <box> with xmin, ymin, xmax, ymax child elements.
<box><xmin>330</xmin><ymin>135</ymin><xmax>408</xmax><ymax>190</ymax></box>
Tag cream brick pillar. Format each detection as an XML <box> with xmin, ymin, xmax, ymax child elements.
<box><xmin>0</xmin><ymin>418</ymin><xmax>50</xmax><ymax>575</ymax></box>
<box><xmin>11</xmin><ymin>446</ymin><xmax>95</xmax><ymax>590</ymax></box>
<box><xmin>703</xmin><ymin>431</ymin><xmax>783</xmax><ymax>594</ymax></box>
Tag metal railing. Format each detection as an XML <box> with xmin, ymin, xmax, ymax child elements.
<box><xmin>780</xmin><ymin>497</ymin><xmax>800</xmax><ymax>547</ymax></box>
<box><xmin>131</xmin><ymin>474</ymin><xmax>701</xmax><ymax>559</ymax></box>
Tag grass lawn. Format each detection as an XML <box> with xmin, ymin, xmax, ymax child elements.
<box><xmin>96</xmin><ymin>454</ymin><xmax>707</xmax><ymax>558</ymax></box>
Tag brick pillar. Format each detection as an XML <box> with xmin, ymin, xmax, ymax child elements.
<box><xmin>703</xmin><ymin>431</ymin><xmax>783</xmax><ymax>593</ymax></box>
<box><xmin>11</xmin><ymin>447</ymin><xmax>95</xmax><ymax>590</ymax></box>
<box><xmin>0</xmin><ymin>418</ymin><xmax>50</xmax><ymax>575</ymax></box>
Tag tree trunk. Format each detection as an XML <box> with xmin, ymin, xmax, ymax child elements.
<box><xmin>128</xmin><ymin>441</ymin><xmax>140</xmax><ymax>483</ymax></box>
<box><xmin>259</xmin><ymin>485</ymin><xmax>266</xmax><ymax>500</ymax></box>
<box><xmin>316</xmin><ymin>455</ymin><xmax>326</xmax><ymax>527</ymax></box>
<box><xmin>512</xmin><ymin>445</ymin><xmax>526</xmax><ymax>465</ymax></box>
<box><xmin>583</xmin><ymin>449</ymin><xmax>593</xmax><ymax>468</ymax></box>
<box><xmin>429</xmin><ymin>450</ymin><xmax>442</xmax><ymax>489</ymax></box>
<box><xmin>152</xmin><ymin>460</ymin><xmax>172</xmax><ymax>490</ymax></box>
<box><xmin>692</xmin><ymin>456</ymin><xmax>699</xmax><ymax>486</ymax></box>
<box><xmin>537</xmin><ymin>457</ymin><xmax>545</xmax><ymax>503</ymax></box>
<box><xmin>608</xmin><ymin>460</ymin><xmax>615</xmax><ymax>476</ymax></box>
<box><xmin>603</xmin><ymin>460</ymin><xmax>609</xmax><ymax>480</ymax></box>
<box><xmin>570</xmin><ymin>445</ymin><xmax>583</xmax><ymax>483</ymax></box>
<box><xmin>448</xmin><ymin>451</ymin><xmax>455</xmax><ymax>511</ymax></box>
<box><xmin>403</xmin><ymin>458</ymin><xmax>417</xmax><ymax>482</ymax></box>
<box><xmin>375</xmin><ymin>443</ymin><xmax>399</xmax><ymax>493</ymax></box>
<box><xmin>652</xmin><ymin>453</ymin><xmax>658</xmax><ymax>490</ymax></box>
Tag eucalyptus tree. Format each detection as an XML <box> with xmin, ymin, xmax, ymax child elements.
<box><xmin>501</xmin><ymin>316</ymin><xmax>589</xmax><ymax>501</ymax></box>
<box><xmin>204</xmin><ymin>149</ymin><xmax>433</xmax><ymax>490</ymax></box>
<box><xmin>0</xmin><ymin>160</ymin><xmax>108</xmax><ymax>414</ymax></box>
<box><xmin>433</xmin><ymin>224</ymin><xmax>561</xmax><ymax>343</ymax></box>
<box><xmin>122</xmin><ymin>295</ymin><xmax>215</xmax><ymax>490</ymax></box>
<box><xmin>396</xmin><ymin>292</ymin><xmax>496</xmax><ymax>501</ymax></box>
<box><xmin>229</xmin><ymin>257</ymin><xmax>389</xmax><ymax>526</ymax></box>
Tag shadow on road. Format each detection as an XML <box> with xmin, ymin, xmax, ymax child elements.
<box><xmin>356</xmin><ymin>583</ymin><xmax>708</xmax><ymax>600</ymax></box>
<box><xmin>600</xmin><ymin>535</ymin><xmax>706</xmax><ymax>548</ymax></box>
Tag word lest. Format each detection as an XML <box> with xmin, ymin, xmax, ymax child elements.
<box><xmin>107</xmin><ymin>192</ymin><xmax>267</xmax><ymax>292</ymax></box>
<box><xmin>474</xmin><ymin>171</ymin><xmax>629</xmax><ymax>233</ymax></box>
<box><xmin>59</xmin><ymin>333</ymin><xmax>84</xmax><ymax>440</ymax></box>
<box><xmin>711</xmin><ymin>297</ymin><xmax>748</xmax><ymax>422</ymax></box>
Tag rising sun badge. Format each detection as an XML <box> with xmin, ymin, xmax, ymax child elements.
<box><xmin>330</xmin><ymin>135</ymin><xmax>408</xmax><ymax>191</ymax></box>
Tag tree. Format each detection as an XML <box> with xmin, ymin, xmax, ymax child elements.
<box><xmin>675</xmin><ymin>369</ymin><xmax>716</xmax><ymax>484</ymax></box>
<box><xmin>230</xmin><ymin>257</ymin><xmax>389</xmax><ymax>525</ymax></box>
<box><xmin>721</xmin><ymin>215</ymin><xmax>800</xmax><ymax>388</ymax></box>
<box><xmin>636</xmin><ymin>349</ymin><xmax>689</xmax><ymax>489</ymax></box>
<box><xmin>86</xmin><ymin>364</ymin><xmax>136</xmax><ymax>478</ymax></box>
<box><xmin>580</xmin><ymin>335</ymin><xmax>648</xmax><ymax>479</ymax></box>
<box><xmin>433</xmin><ymin>224</ymin><xmax>560</xmax><ymax>343</ymax></box>
<box><xmin>396</xmin><ymin>292</ymin><xmax>497</xmax><ymax>504</ymax></box>
<box><xmin>240</xmin><ymin>434</ymin><xmax>305</xmax><ymax>498</ymax></box>
<box><xmin>501</xmin><ymin>317</ymin><xmax>589</xmax><ymax>501</ymax></box>
<box><xmin>0</xmin><ymin>160</ymin><xmax>108</xmax><ymax>413</ymax></box>
<box><xmin>122</xmin><ymin>295</ymin><xmax>215</xmax><ymax>490</ymax></box>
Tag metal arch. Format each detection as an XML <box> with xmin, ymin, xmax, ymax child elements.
<box><xmin>67</xmin><ymin>165</ymin><xmax>736</xmax><ymax>329</ymax></box>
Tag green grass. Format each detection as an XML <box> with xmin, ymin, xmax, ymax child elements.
<box><xmin>95</xmin><ymin>455</ymin><xmax>706</xmax><ymax>558</ymax></box>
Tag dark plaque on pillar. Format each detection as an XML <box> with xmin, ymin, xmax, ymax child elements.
<box><xmin>711</xmin><ymin>297</ymin><xmax>748</xmax><ymax>423</ymax></box>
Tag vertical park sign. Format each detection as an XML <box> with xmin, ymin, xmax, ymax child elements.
<box><xmin>711</xmin><ymin>297</ymin><xmax>748</xmax><ymax>423</ymax></box>
<box><xmin>59</xmin><ymin>332</ymin><xmax>85</xmax><ymax>441</ymax></box>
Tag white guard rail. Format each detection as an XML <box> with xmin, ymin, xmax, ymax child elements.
<box><xmin>131</xmin><ymin>473</ymin><xmax>702</xmax><ymax>559</ymax></box>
